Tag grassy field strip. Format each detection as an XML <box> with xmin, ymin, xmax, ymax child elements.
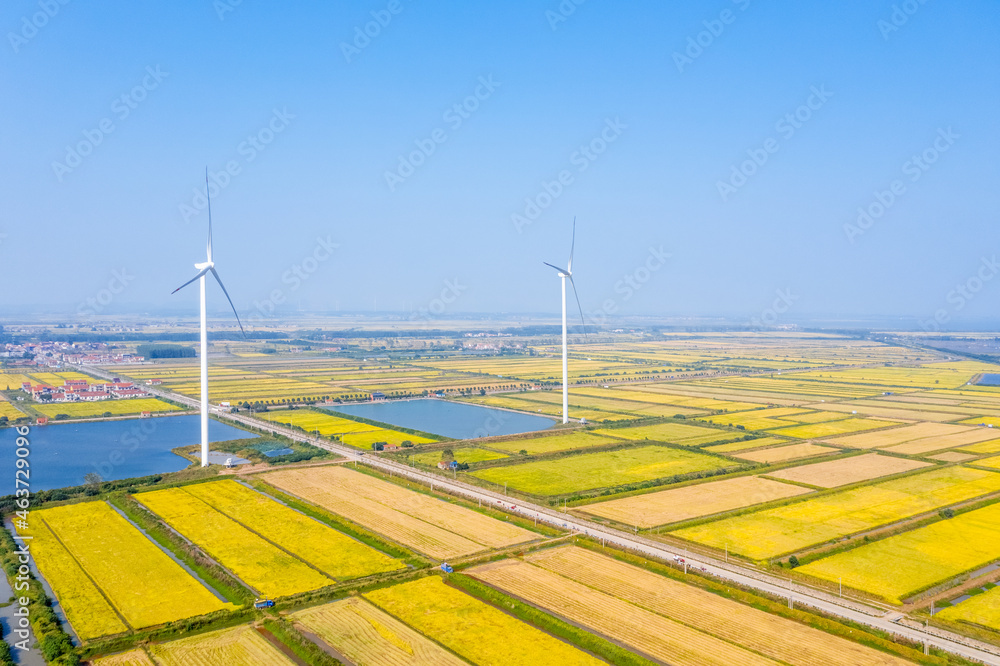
<box><xmin>764</xmin><ymin>454</ymin><xmax>931</xmax><ymax>489</ymax></box>
<box><xmin>25</xmin><ymin>502</ymin><xmax>235</xmax><ymax>638</ymax></box>
<box><xmin>510</xmin><ymin>546</ymin><xmax>912</xmax><ymax>666</ymax></box>
<box><xmin>471</xmin><ymin>559</ymin><xmax>780</xmax><ymax>666</ymax></box>
<box><xmin>182</xmin><ymin>480</ymin><xmax>404</xmax><ymax>580</ymax></box>
<box><xmin>147</xmin><ymin>624</ymin><xmax>296</xmax><ymax>665</ymax></box>
<box><xmin>799</xmin><ymin>502</ymin><xmax>1000</xmax><ymax>603</ymax></box>
<box><xmin>19</xmin><ymin>513</ymin><xmax>129</xmax><ymax>641</ymax></box>
<box><xmin>263</xmin><ymin>466</ymin><xmax>534</xmax><ymax>559</ymax></box>
<box><xmin>937</xmin><ymin>585</ymin><xmax>1000</xmax><ymax>631</ymax></box>
<box><xmin>578</xmin><ymin>475</ymin><xmax>813</xmax><ymax>528</ymax></box>
<box><xmin>135</xmin><ymin>487</ymin><xmax>333</xmax><ymax>596</ymax></box>
<box><xmin>364</xmin><ymin>576</ymin><xmax>603</xmax><ymax>666</ymax></box>
<box><xmin>471</xmin><ymin>445</ymin><xmax>735</xmax><ymax>496</ymax></box>
<box><xmin>671</xmin><ymin>465</ymin><xmax>1000</xmax><ymax>559</ymax></box>
<box><xmin>823</xmin><ymin>422</ymin><xmax>982</xmax><ymax>449</ymax></box>
<box><xmin>291</xmin><ymin>597</ymin><xmax>469</xmax><ymax>666</ymax></box>
<box><xmin>735</xmin><ymin>443</ymin><xmax>840</xmax><ymax>464</ymax></box>
<box><xmin>769</xmin><ymin>418</ymin><xmax>905</xmax><ymax>439</ymax></box>
<box><xmin>487</xmin><ymin>431</ymin><xmax>621</xmax><ymax>455</ymax></box>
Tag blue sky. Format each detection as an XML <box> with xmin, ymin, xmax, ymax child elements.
<box><xmin>1</xmin><ymin>1</ymin><xmax>998</xmax><ymax>328</ymax></box>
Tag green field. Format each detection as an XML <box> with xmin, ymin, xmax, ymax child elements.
<box><xmin>671</xmin><ymin>466</ymin><xmax>1000</xmax><ymax>560</ymax></box>
<box><xmin>411</xmin><ymin>447</ymin><xmax>508</xmax><ymax>465</ymax></box>
<box><xmin>471</xmin><ymin>445</ymin><xmax>734</xmax><ymax>496</ymax></box>
<box><xmin>798</xmin><ymin>502</ymin><xmax>1000</xmax><ymax>603</ymax></box>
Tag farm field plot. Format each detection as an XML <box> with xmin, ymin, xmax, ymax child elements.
<box><xmin>609</xmin><ymin>385</ymin><xmax>767</xmax><ymax>411</ymax></box>
<box><xmin>0</xmin><ymin>400</ymin><xmax>24</xmax><ymax>420</ymax></box>
<box><xmin>804</xmin><ymin>402</ymin><xmax>964</xmax><ymax>423</ymax></box>
<box><xmin>579</xmin><ymin>475</ymin><xmax>812</xmax><ymax>527</ymax></box>
<box><xmin>472</xmin><ymin>445</ymin><xmax>735</xmax><ymax>496</ymax></box>
<box><xmin>489</xmin><ymin>431</ymin><xmax>620</xmax><ymax>454</ymax></box>
<box><xmin>263</xmin><ymin>465</ymin><xmax>535</xmax><ymax>558</ymax></box>
<box><xmin>971</xmin><ymin>455</ymin><xmax>1000</xmax><ymax>469</ymax></box>
<box><xmin>798</xmin><ymin>502</ymin><xmax>1000</xmax><ymax>603</ymax></box>
<box><xmin>364</xmin><ymin>576</ymin><xmax>603</xmax><ymax>666</ymax></box>
<box><xmin>461</xmin><ymin>394</ymin><xmax>626</xmax><ymax>423</ymax></box>
<box><xmin>471</xmin><ymin>559</ymin><xmax>779</xmax><ymax>666</ymax></box>
<box><xmin>92</xmin><ymin>649</ymin><xmax>156</xmax><ymax>665</ymax></box>
<box><xmin>0</xmin><ymin>372</ymin><xmax>35</xmax><ymax>389</ymax></box>
<box><xmin>475</xmin><ymin>546</ymin><xmax>912</xmax><ymax>666</ymax></box>
<box><xmin>770</xmin><ymin>418</ymin><xmax>903</xmax><ymax>439</ymax></box>
<box><xmin>824</xmin><ymin>422</ymin><xmax>983</xmax><ymax>449</ymax></box>
<box><xmin>21</xmin><ymin>502</ymin><xmax>233</xmax><ymax>640</ymax></box>
<box><xmin>181</xmin><ymin>480</ymin><xmax>403</xmax><ymax>580</ymax></box>
<box><xmin>260</xmin><ymin>409</ymin><xmax>438</xmax><ymax>447</ymax></box>
<box><xmin>703</xmin><ymin>436</ymin><xmax>789</xmax><ymax>453</ymax></box>
<box><xmin>937</xmin><ymin>585</ymin><xmax>1000</xmax><ymax>631</ymax></box>
<box><xmin>671</xmin><ymin>465</ymin><xmax>1000</xmax><ymax>560</ymax></box>
<box><xmin>695</xmin><ymin>407</ymin><xmax>811</xmax><ymax>430</ymax></box>
<box><xmin>136</xmin><ymin>487</ymin><xmax>333</xmax><ymax>596</ymax></box>
<box><xmin>592</xmin><ymin>422</ymin><xmax>741</xmax><ymax>446</ymax></box>
<box><xmin>489</xmin><ymin>390</ymin><xmax>706</xmax><ymax>418</ymax></box>
<box><xmin>928</xmin><ymin>451</ymin><xmax>978</xmax><ymax>462</ymax></box>
<box><xmin>33</xmin><ymin>398</ymin><xmax>182</xmax><ymax>418</ymax></box>
<box><xmin>148</xmin><ymin>624</ymin><xmax>296</xmax><ymax>665</ymax></box>
<box><xmin>411</xmin><ymin>447</ymin><xmax>508</xmax><ymax>465</ymax></box>
<box><xmin>735</xmin><ymin>443</ymin><xmax>840</xmax><ymax>463</ymax></box>
<box><xmin>958</xmin><ymin>416</ymin><xmax>1000</xmax><ymax>428</ymax></box>
<box><xmin>291</xmin><ymin>597</ymin><xmax>468</xmax><ymax>666</ymax></box>
<box><xmin>765</xmin><ymin>454</ymin><xmax>931</xmax><ymax>488</ymax></box>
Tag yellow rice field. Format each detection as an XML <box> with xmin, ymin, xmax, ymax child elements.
<box><xmin>364</xmin><ymin>577</ymin><xmax>603</xmax><ymax>666</ymax></box>
<box><xmin>765</xmin><ymin>454</ymin><xmax>931</xmax><ymax>488</ymax></box>
<box><xmin>181</xmin><ymin>481</ymin><xmax>403</xmax><ymax>580</ymax></box>
<box><xmin>798</xmin><ymin>502</ymin><xmax>1000</xmax><ymax>603</ymax></box>
<box><xmin>579</xmin><ymin>475</ymin><xmax>812</xmax><ymax>528</ymax></box>
<box><xmin>592</xmin><ymin>422</ymin><xmax>741</xmax><ymax>446</ymax></box>
<box><xmin>937</xmin><ymin>586</ymin><xmax>1000</xmax><ymax>631</ymax></box>
<box><xmin>291</xmin><ymin>597</ymin><xmax>468</xmax><ymax>666</ymax></box>
<box><xmin>671</xmin><ymin>465</ymin><xmax>1000</xmax><ymax>559</ymax></box>
<box><xmin>22</xmin><ymin>502</ymin><xmax>233</xmax><ymax>639</ymax></box>
<box><xmin>135</xmin><ymin>487</ymin><xmax>333</xmax><ymax>596</ymax></box>
<box><xmin>148</xmin><ymin>625</ymin><xmax>296</xmax><ymax>665</ymax></box>
<box><xmin>490</xmin><ymin>431</ymin><xmax>621</xmax><ymax>454</ymax></box>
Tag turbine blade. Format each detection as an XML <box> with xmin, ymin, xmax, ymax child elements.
<box><xmin>568</xmin><ymin>216</ymin><xmax>576</xmax><ymax>273</ymax></box>
<box><xmin>210</xmin><ymin>267</ymin><xmax>246</xmax><ymax>337</ymax></box>
<box><xmin>569</xmin><ymin>275</ymin><xmax>586</xmax><ymax>331</ymax></box>
<box><xmin>171</xmin><ymin>267</ymin><xmax>210</xmax><ymax>294</ymax></box>
<box><xmin>205</xmin><ymin>167</ymin><xmax>213</xmax><ymax>262</ymax></box>
<box><xmin>543</xmin><ymin>261</ymin><xmax>568</xmax><ymax>274</ymax></box>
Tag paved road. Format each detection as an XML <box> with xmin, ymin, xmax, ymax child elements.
<box><xmin>72</xmin><ymin>366</ymin><xmax>1000</xmax><ymax>664</ymax></box>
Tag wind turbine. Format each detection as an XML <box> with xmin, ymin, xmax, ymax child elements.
<box><xmin>544</xmin><ymin>218</ymin><xmax>586</xmax><ymax>424</ymax></box>
<box><xmin>172</xmin><ymin>169</ymin><xmax>245</xmax><ymax>467</ymax></box>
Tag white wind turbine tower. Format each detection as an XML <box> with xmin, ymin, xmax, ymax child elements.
<box><xmin>172</xmin><ymin>169</ymin><xmax>246</xmax><ymax>467</ymax></box>
<box><xmin>544</xmin><ymin>218</ymin><xmax>586</xmax><ymax>424</ymax></box>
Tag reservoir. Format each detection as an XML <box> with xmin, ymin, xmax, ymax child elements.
<box><xmin>321</xmin><ymin>398</ymin><xmax>555</xmax><ymax>439</ymax></box>
<box><xmin>0</xmin><ymin>415</ymin><xmax>255</xmax><ymax>495</ymax></box>
<box><xmin>976</xmin><ymin>373</ymin><xmax>1000</xmax><ymax>386</ymax></box>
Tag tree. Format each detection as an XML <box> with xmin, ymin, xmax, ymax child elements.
<box><xmin>788</xmin><ymin>555</ymin><xmax>799</xmax><ymax>568</ymax></box>
<box><xmin>84</xmin><ymin>472</ymin><xmax>102</xmax><ymax>488</ymax></box>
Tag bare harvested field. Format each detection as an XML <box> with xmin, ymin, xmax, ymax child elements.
<box><xmin>471</xmin><ymin>559</ymin><xmax>780</xmax><ymax>666</ymax></box>
<box><xmin>703</xmin><ymin>436</ymin><xmax>789</xmax><ymax>453</ymax></box>
<box><xmin>804</xmin><ymin>402</ymin><xmax>961</xmax><ymax>422</ymax></box>
<box><xmin>263</xmin><ymin>465</ymin><xmax>536</xmax><ymax>559</ymax></box>
<box><xmin>578</xmin><ymin>475</ymin><xmax>812</xmax><ymax>527</ymax></box>
<box><xmin>765</xmin><ymin>454</ymin><xmax>931</xmax><ymax>488</ymax></box>
<box><xmin>927</xmin><ymin>451</ymin><xmax>978</xmax><ymax>462</ymax></box>
<box><xmin>824</xmin><ymin>422</ymin><xmax>979</xmax><ymax>449</ymax></box>
<box><xmin>473</xmin><ymin>547</ymin><xmax>913</xmax><ymax>666</ymax></box>
<box><xmin>735</xmin><ymin>443</ymin><xmax>839</xmax><ymax>463</ymax></box>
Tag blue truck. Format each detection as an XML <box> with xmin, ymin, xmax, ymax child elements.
<box><xmin>254</xmin><ymin>597</ymin><xmax>275</xmax><ymax>609</ymax></box>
